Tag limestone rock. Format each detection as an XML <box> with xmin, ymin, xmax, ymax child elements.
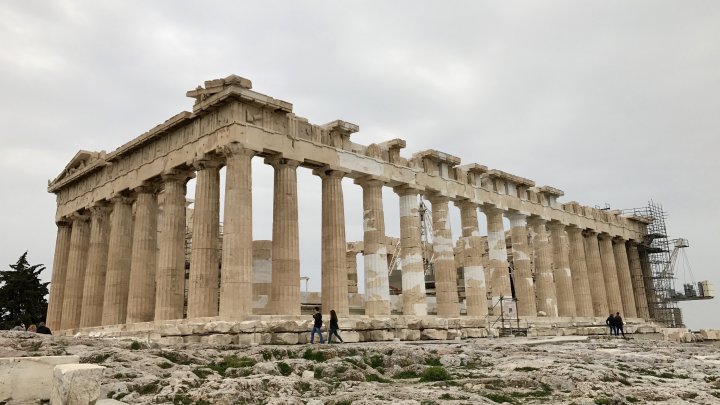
<box><xmin>51</xmin><ymin>363</ymin><xmax>105</xmax><ymax>405</ymax></box>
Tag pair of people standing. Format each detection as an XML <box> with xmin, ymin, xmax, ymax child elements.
<box><xmin>605</xmin><ymin>312</ymin><xmax>626</xmax><ymax>338</ymax></box>
<box><xmin>310</xmin><ymin>307</ymin><xmax>344</xmax><ymax>344</ymax></box>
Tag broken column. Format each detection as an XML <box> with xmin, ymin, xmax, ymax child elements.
<box><xmin>267</xmin><ymin>156</ymin><xmax>301</xmax><ymax>315</ymax></box>
<box><xmin>394</xmin><ymin>186</ymin><xmax>427</xmax><ymax>316</ymax></box>
<box><xmin>509</xmin><ymin>212</ymin><xmax>537</xmax><ymax>317</ymax></box>
<box><xmin>51</xmin><ymin>364</ymin><xmax>104</xmax><ymax>405</ymax></box>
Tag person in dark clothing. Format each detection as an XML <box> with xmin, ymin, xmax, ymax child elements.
<box><xmin>36</xmin><ymin>322</ymin><xmax>52</xmax><ymax>335</ymax></box>
<box><xmin>310</xmin><ymin>307</ymin><xmax>324</xmax><ymax>344</ymax></box>
<box><xmin>606</xmin><ymin>313</ymin><xmax>616</xmax><ymax>336</ymax></box>
<box><xmin>327</xmin><ymin>309</ymin><xmax>343</xmax><ymax>343</ymax></box>
<box><xmin>614</xmin><ymin>312</ymin><xmax>626</xmax><ymax>338</ymax></box>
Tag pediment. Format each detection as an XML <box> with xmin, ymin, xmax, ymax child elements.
<box><xmin>49</xmin><ymin>150</ymin><xmax>106</xmax><ymax>187</ymax></box>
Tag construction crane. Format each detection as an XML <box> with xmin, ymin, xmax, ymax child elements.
<box><xmin>663</xmin><ymin>238</ymin><xmax>715</xmax><ymax>301</ymax></box>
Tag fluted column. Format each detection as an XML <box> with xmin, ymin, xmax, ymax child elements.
<box><xmin>456</xmin><ymin>200</ymin><xmax>487</xmax><ymax>317</ymax></box>
<box><xmin>508</xmin><ymin>212</ymin><xmax>537</xmax><ymax>317</ymax></box>
<box><xmin>566</xmin><ymin>226</ymin><xmax>593</xmax><ymax>316</ymax></box>
<box><xmin>357</xmin><ymin>178</ymin><xmax>390</xmax><ymax>316</ymax></box>
<box><xmin>102</xmin><ymin>196</ymin><xmax>134</xmax><ymax>325</ymax></box>
<box><xmin>79</xmin><ymin>204</ymin><xmax>111</xmax><ymax>328</ymax></box>
<box><xmin>187</xmin><ymin>158</ymin><xmax>222</xmax><ymax>318</ymax></box>
<box><xmin>639</xmin><ymin>247</ymin><xmax>657</xmax><ymax>319</ymax></box>
<box><xmin>627</xmin><ymin>241</ymin><xmax>650</xmax><ymax>319</ymax></box>
<box><xmin>47</xmin><ymin>220</ymin><xmax>72</xmax><ymax>330</ymax></box>
<box><xmin>394</xmin><ymin>186</ymin><xmax>427</xmax><ymax>316</ymax></box>
<box><xmin>317</xmin><ymin>168</ymin><xmax>349</xmax><ymax>316</ymax></box>
<box><xmin>155</xmin><ymin>170</ymin><xmax>192</xmax><ymax>321</ymax></box>
<box><xmin>481</xmin><ymin>205</ymin><xmax>511</xmax><ymax>313</ymax></box>
<box><xmin>598</xmin><ymin>234</ymin><xmax>623</xmax><ymax>314</ymax></box>
<box><xmin>547</xmin><ymin>222</ymin><xmax>575</xmax><ymax>316</ymax></box>
<box><xmin>584</xmin><ymin>230</ymin><xmax>609</xmax><ymax>316</ymax></box>
<box><xmin>429</xmin><ymin>195</ymin><xmax>459</xmax><ymax>317</ymax></box>
<box><xmin>528</xmin><ymin>218</ymin><xmax>557</xmax><ymax>316</ymax></box>
<box><xmin>612</xmin><ymin>237</ymin><xmax>637</xmax><ymax>318</ymax></box>
<box><xmin>346</xmin><ymin>251</ymin><xmax>359</xmax><ymax>294</ymax></box>
<box><xmin>60</xmin><ymin>213</ymin><xmax>91</xmax><ymax>330</ymax></box>
<box><xmin>220</xmin><ymin>145</ymin><xmax>255</xmax><ymax>319</ymax></box>
<box><xmin>126</xmin><ymin>184</ymin><xmax>160</xmax><ymax>323</ymax></box>
<box><xmin>267</xmin><ymin>157</ymin><xmax>301</xmax><ymax>315</ymax></box>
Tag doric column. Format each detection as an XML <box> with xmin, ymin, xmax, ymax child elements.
<box><xmin>528</xmin><ymin>218</ymin><xmax>557</xmax><ymax>317</ymax></box>
<box><xmin>126</xmin><ymin>184</ymin><xmax>160</xmax><ymax>323</ymax></box>
<box><xmin>429</xmin><ymin>194</ymin><xmax>459</xmax><ymax>317</ymax></box>
<box><xmin>456</xmin><ymin>200</ymin><xmax>487</xmax><ymax>317</ymax></box>
<box><xmin>187</xmin><ymin>158</ymin><xmax>222</xmax><ymax>318</ymax></box>
<box><xmin>583</xmin><ymin>230</ymin><xmax>609</xmax><ymax>316</ymax></box>
<box><xmin>267</xmin><ymin>156</ymin><xmax>301</xmax><ymax>315</ymax></box>
<box><xmin>357</xmin><ymin>178</ymin><xmax>390</xmax><ymax>316</ymax></box>
<box><xmin>346</xmin><ymin>251</ymin><xmax>359</xmax><ymax>294</ymax></box>
<box><xmin>220</xmin><ymin>144</ymin><xmax>255</xmax><ymax>319</ymax></box>
<box><xmin>481</xmin><ymin>205</ymin><xmax>512</xmax><ymax>313</ymax></box>
<box><xmin>60</xmin><ymin>213</ymin><xmax>91</xmax><ymax>330</ymax></box>
<box><xmin>627</xmin><ymin>241</ymin><xmax>650</xmax><ymax>319</ymax></box>
<box><xmin>394</xmin><ymin>186</ymin><xmax>427</xmax><ymax>316</ymax></box>
<box><xmin>639</xmin><ymin>247</ymin><xmax>657</xmax><ymax>319</ymax></box>
<box><xmin>155</xmin><ymin>169</ymin><xmax>192</xmax><ymax>321</ymax></box>
<box><xmin>46</xmin><ymin>220</ymin><xmax>72</xmax><ymax>330</ymax></box>
<box><xmin>612</xmin><ymin>237</ymin><xmax>637</xmax><ymax>318</ymax></box>
<box><xmin>508</xmin><ymin>212</ymin><xmax>537</xmax><ymax>317</ymax></box>
<box><xmin>316</xmin><ymin>168</ymin><xmax>349</xmax><ymax>316</ymax></box>
<box><xmin>547</xmin><ymin>222</ymin><xmax>575</xmax><ymax>316</ymax></box>
<box><xmin>102</xmin><ymin>195</ymin><xmax>134</xmax><ymax>325</ymax></box>
<box><xmin>566</xmin><ymin>226</ymin><xmax>593</xmax><ymax>316</ymax></box>
<box><xmin>79</xmin><ymin>204</ymin><xmax>111</xmax><ymax>328</ymax></box>
<box><xmin>598</xmin><ymin>233</ymin><xmax>623</xmax><ymax>314</ymax></box>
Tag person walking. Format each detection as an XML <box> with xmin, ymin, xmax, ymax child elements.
<box><xmin>327</xmin><ymin>309</ymin><xmax>344</xmax><ymax>343</ymax></box>
<box><xmin>606</xmin><ymin>313</ymin><xmax>616</xmax><ymax>336</ymax></box>
<box><xmin>615</xmin><ymin>312</ymin><xmax>626</xmax><ymax>338</ymax></box>
<box><xmin>310</xmin><ymin>307</ymin><xmax>325</xmax><ymax>344</ymax></box>
<box><xmin>36</xmin><ymin>322</ymin><xmax>52</xmax><ymax>335</ymax></box>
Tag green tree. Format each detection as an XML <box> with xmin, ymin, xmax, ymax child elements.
<box><xmin>0</xmin><ymin>252</ymin><xmax>49</xmax><ymax>329</ymax></box>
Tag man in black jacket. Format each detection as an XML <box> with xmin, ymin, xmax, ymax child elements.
<box><xmin>310</xmin><ymin>307</ymin><xmax>324</xmax><ymax>344</ymax></box>
<box><xmin>36</xmin><ymin>322</ymin><xmax>52</xmax><ymax>335</ymax></box>
<box><xmin>606</xmin><ymin>313</ymin><xmax>616</xmax><ymax>336</ymax></box>
<box><xmin>614</xmin><ymin>312</ymin><xmax>626</xmax><ymax>338</ymax></box>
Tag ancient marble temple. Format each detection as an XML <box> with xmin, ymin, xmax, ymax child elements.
<box><xmin>46</xmin><ymin>75</ymin><xmax>652</xmax><ymax>333</ymax></box>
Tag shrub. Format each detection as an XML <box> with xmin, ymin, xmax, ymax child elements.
<box><xmin>365</xmin><ymin>373</ymin><xmax>390</xmax><ymax>383</ymax></box>
<box><xmin>208</xmin><ymin>355</ymin><xmax>256</xmax><ymax>376</ymax></box>
<box><xmin>394</xmin><ymin>370</ymin><xmax>420</xmax><ymax>379</ymax></box>
<box><xmin>425</xmin><ymin>357</ymin><xmax>442</xmax><ymax>366</ymax></box>
<box><xmin>192</xmin><ymin>368</ymin><xmax>213</xmax><ymax>379</ymax></box>
<box><xmin>483</xmin><ymin>392</ymin><xmax>516</xmax><ymax>404</ymax></box>
<box><xmin>81</xmin><ymin>353</ymin><xmax>111</xmax><ymax>364</ymax></box>
<box><xmin>132</xmin><ymin>381</ymin><xmax>160</xmax><ymax>395</ymax></box>
<box><xmin>278</xmin><ymin>362</ymin><xmax>293</xmax><ymax>376</ymax></box>
<box><xmin>514</xmin><ymin>366</ymin><xmax>539</xmax><ymax>372</ymax></box>
<box><xmin>129</xmin><ymin>341</ymin><xmax>142</xmax><ymax>350</ymax></box>
<box><xmin>420</xmin><ymin>366</ymin><xmax>451</xmax><ymax>382</ymax></box>
<box><xmin>366</xmin><ymin>354</ymin><xmax>384</xmax><ymax>369</ymax></box>
<box><xmin>295</xmin><ymin>381</ymin><xmax>311</xmax><ymax>393</ymax></box>
<box><xmin>303</xmin><ymin>348</ymin><xmax>325</xmax><ymax>362</ymax></box>
<box><xmin>158</xmin><ymin>362</ymin><xmax>173</xmax><ymax>369</ymax></box>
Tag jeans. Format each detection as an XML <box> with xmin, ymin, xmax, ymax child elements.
<box><xmin>327</xmin><ymin>328</ymin><xmax>343</xmax><ymax>343</ymax></box>
<box><xmin>310</xmin><ymin>326</ymin><xmax>324</xmax><ymax>343</ymax></box>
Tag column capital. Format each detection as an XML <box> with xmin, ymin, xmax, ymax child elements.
<box><xmin>133</xmin><ymin>180</ymin><xmax>163</xmax><ymax>195</ymax></box>
<box><xmin>161</xmin><ymin>167</ymin><xmax>195</xmax><ymax>183</ymax></box>
<box><xmin>425</xmin><ymin>192</ymin><xmax>450</xmax><ymax>204</ymax></box>
<box><xmin>56</xmin><ymin>217</ymin><xmax>72</xmax><ymax>227</ymax></box>
<box><xmin>527</xmin><ymin>216</ymin><xmax>547</xmax><ymax>227</ymax></box>
<box><xmin>479</xmin><ymin>204</ymin><xmax>503</xmax><ymax>215</ymax></box>
<box><xmin>264</xmin><ymin>155</ymin><xmax>301</xmax><ymax>169</ymax></box>
<box><xmin>597</xmin><ymin>232</ymin><xmax>613</xmax><ymax>241</ymax></box>
<box><xmin>582</xmin><ymin>229</ymin><xmax>599</xmax><ymax>238</ymax></box>
<box><xmin>627</xmin><ymin>239</ymin><xmax>640</xmax><ymax>246</ymax></box>
<box><xmin>69</xmin><ymin>211</ymin><xmax>90</xmax><ymax>222</ymax></box>
<box><xmin>505</xmin><ymin>210</ymin><xmax>528</xmax><ymax>221</ymax></box>
<box><xmin>454</xmin><ymin>198</ymin><xmax>477</xmax><ymax>209</ymax></box>
<box><xmin>546</xmin><ymin>220</ymin><xmax>566</xmax><ymax>231</ymax></box>
<box><xmin>393</xmin><ymin>184</ymin><xmax>422</xmax><ymax>196</ymax></box>
<box><xmin>193</xmin><ymin>155</ymin><xmax>224</xmax><ymax>170</ymax></box>
<box><xmin>312</xmin><ymin>166</ymin><xmax>348</xmax><ymax>179</ymax></box>
<box><xmin>565</xmin><ymin>225</ymin><xmax>583</xmax><ymax>235</ymax></box>
<box><xmin>354</xmin><ymin>175</ymin><xmax>385</xmax><ymax>188</ymax></box>
<box><xmin>88</xmin><ymin>201</ymin><xmax>112</xmax><ymax>216</ymax></box>
<box><xmin>220</xmin><ymin>142</ymin><xmax>257</xmax><ymax>158</ymax></box>
<box><xmin>612</xmin><ymin>236</ymin><xmax>627</xmax><ymax>244</ymax></box>
<box><xmin>109</xmin><ymin>193</ymin><xmax>136</xmax><ymax>206</ymax></box>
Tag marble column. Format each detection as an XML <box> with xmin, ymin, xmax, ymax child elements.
<box><xmin>60</xmin><ymin>213</ymin><xmax>91</xmax><ymax>330</ymax></box>
<box><xmin>346</xmin><ymin>251</ymin><xmax>359</xmax><ymax>294</ymax></box>
<box><xmin>481</xmin><ymin>205</ymin><xmax>512</xmax><ymax>313</ymax></box>
<box><xmin>47</xmin><ymin>220</ymin><xmax>72</xmax><ymax>330</ymax></box>
<box><xmin>267</xmin><ymin>157</ymin><xmax>301</xmax><ymax>315</ymax></box>
<box><xmin>102</xmin><ymin>196</ymin><xmax>134</xmax><ymax>325</ymax></box>
<box><xmin>627</xmin><ymin>241</ymin><xmax>650</xmax><ymax>319</ymax></box>
<box><xmin>357</xmin><ymin>178</ymin><xmax>390</xmax><ymax>316</ymax></box>
<box><xmin>548</xmin><ymin>221</ymin><xmax>576</xmax><ymax>316</ymax></box>
<box><xmin>79</xmin><ymin>204</ymin><xmax>111</xmax><ymax>328</ymax></box>
<box><xmin>429</xmin><ymin>195</ymin><xmax>459</xmax><ymax>317</ymax></box>
<box><xmin>220</xmin><ymin>145</ymin><xmax>255</xmax><ymax>319</ymax></box>
<box><xmin>639</xmin><ymin>247</ymin><xmax>657</xmax><ymax>319</ymax></box>
<box><xmin>456</xmin><ymin>200</ymin><xmax>487</xmax><ymax>317</ymax></box>
<box><xmin>598</xmin><ymin>234</ymin><xmax>623</xmax><ymax>314</ymax></box>
<box><xmin>612</xmin><ymin>237</ymin><xmax>637</xmax><ymax>318</ymax></box>
<box><xmin>317</xmin><ymin>169</ymin><xmax>349</xmax><ymax>316</ymax></box>
<box><xmin>187</xmin><ymin>159</ymin><xmax>222</xmax><ymax>319</ymax></box>
<box><xmin>528</xmin><ymin>218</ymin><xmax>557</xmax><ymax>317</ymax></box>
<box><xmin>566</xmin><ymin>226</ymin><xmax>593</xmax><ymax>316</ymax></box>
<box><xmin>394</xmin><ymin>186</ymin><xmax>427</xmax><ymax>316</ymax></box>
<box><xmin>583</xmin><ymin>230</ymin><xmax>609</xmax><ymax>316</ymax></box>
<box><xmin>126</xmin><ymin>185</ymin><xmax>159</xmax><ymax>323</ymax></box>
<box><xmin>508</xmin><ymin>213</ymin><xmax>537</xmax><ymax>317</ymax></box>
<box><xmin>155</xmin><ymin>170</ymin><xmax>191</xmax><ymax>321</ymax></box>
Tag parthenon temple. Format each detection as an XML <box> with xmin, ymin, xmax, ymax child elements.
<box><xmin>46</xmin><ymin>75</ymin><xmax>659</xmax><ymax>342</ymax></box>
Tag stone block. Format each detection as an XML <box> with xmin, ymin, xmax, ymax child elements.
<box><xmin>395</xmin><ymin>329</ymin><xmax>421</xmax><ymax>341</ymax></box>
<box><xmin>236</xmin><ymin>333</ymin><xmax>258</xmax><ymax>346</ymax></box>
<box><xmin>368</xmin><ymin>330</ymin><xmax>395</xmax><ymax>341</ymax></box>
<box><xmin>420</xmin><ymin>329</ymin><xmax>448</xmax><ymax>340</ymax></box>
<box><xmin>271</xmin><ymin>333</ymin><xmax>299</xmax><ymax>345</ymax></box>
<box><xmin>51</xmin><ymin>363</ymin><xmax>105</xmax><ymax>405</ymax></box>
<box><xmin>203</xmin><ymin>321</ymin><xmax>235</xmax><ymax>334</ymax></box>
<box><xmin>268</xmin><ymin>320</ymin><xmax>307</xmax><ymax>333</ymax></box>
<box><xmin>699</xmin><ymin>329</ymin><xmax>720</xmax><ymax>340</ymax></box>
<box><xmin>233</xmin><ymin>320</ymin><xmax>263</xmax><ymax>333</ymax></box>
<box><xmin>200</xmin><ymin>334</ymin><xmax>234</xmax><ymax>345</ymax></box>
<box><xmin>158</xmin><ymin>336</ymin><xmax>184</xmax><ymax>345</ymax></box>
<box><xmin>635</xmin><ymin>325</ymin><xmax>657</xmax><ymax>334</ymax></box>
<box><xmin>341</xmin><ymin>331</ymin><xmax>361</xmax><ymax>343</ymax></box>
<box><xmin>463</xmin><ymin>328</ymin><xmax>487</xmax><ymax>338</ymax></box>
<box><xmin>0</xmin><ymin>355</ymin><xmax>80</xmax><ymax>403</ymax></box>
<box><xmin>420</xmin><ymin>317</ymin><xmax>449</xmax><ymax>329</ymax></box>
<box><xmin>447</xmin><ymin>329</ymin><xmax>462</xmax><ymax>340</ymax></box>
<box><xmin>182</xmin><ymin>335</ymin><xmax>201</xmax><ymax>343</ymax></box>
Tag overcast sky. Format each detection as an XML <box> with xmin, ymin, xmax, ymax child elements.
<box><xmin>1</xmin><ymin>1</ymin><xmax>718</xmax><ymax>329</ymax></box>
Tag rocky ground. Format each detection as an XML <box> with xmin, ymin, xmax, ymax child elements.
<box><xmin>2</xmin><ymin>331</ymin><xmax>720</xmax><ymax>404</ymax></box>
